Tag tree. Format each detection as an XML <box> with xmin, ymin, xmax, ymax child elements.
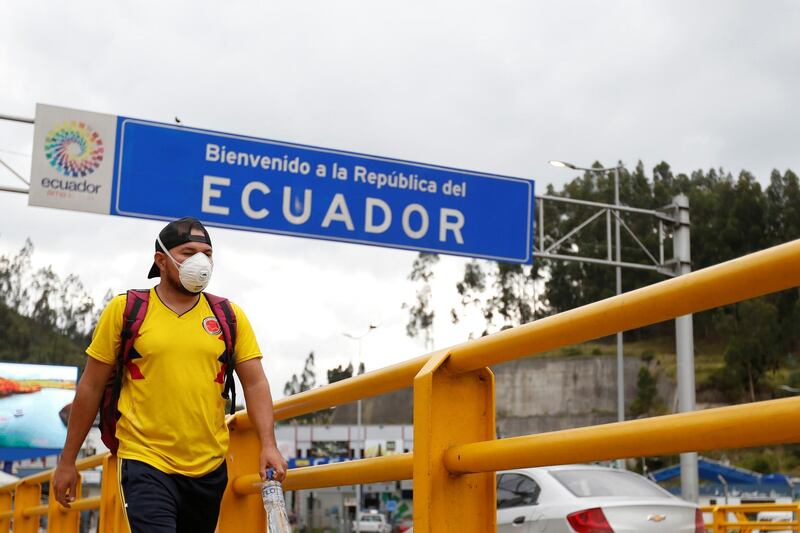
<box><xmin>483</xmin><ymin>262</ymin><xmax>536</xmax><ymax>332</ymax></box>
<box><xmin>0</xmin><ymin>240</ymin><xmax>100</xmax><ymax>343</ymax></box>
<box><xmin>0</xmin><ymin>240</ymin><xmax>104</xmax><ymax>366</ymax></box>
<box><xmin>0</xmin><ymin>300</ymin><xmax>86</xmax><ymax>366</ymax></box>
<box><xmin>419</xmin><ymin>162</ymin><xmax>799</xmax><ymax>348</ymax></box>
<box><xmin>765</xmin><ymin>169</ymin><xmax>800</xmax><ymax>247</ymax></box>
<box><xmin>284</xmin><ymin>351</ymin><xmax>317</xmax><ymax>397</ymax></box>
<box><xmin>283</xmin><ymin>351</ymin><xmax>334</xmax><ymax>423</ymax></box>
<box><xmin>722</xmin><ymin>299</ymin><xmax>782</xmax><ymax>402</ymax></box>
<box><xmin>327</xmin><ymin>361</ymin><xmax>366</xmax><ymax>384</ymax></box>
<box><xmin>450</xmin><ymin>259</ymin><xmax>539</xmax><ymax>337</ymax></box>
<box><xmin>404</xmin><ymin>253</ymin><xmax>439</xmax><ymax>349</ymax></box>
<box><xmin>765</xmin><ymin>170</ymin><xmax>800</xmax><ymax>355</ymax></box>
<box><xmin>629</xmin><ymin>366</ymin><xmax>662</xmax><ymax>418</ymax></box>
<box><xmin>0</xmin><ymin>239</ymin><xmax>34</xmax><ymax>312</ymax></box>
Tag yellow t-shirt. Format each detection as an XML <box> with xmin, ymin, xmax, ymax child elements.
<box><xmin>86</xmin><ymin>288</ymin><xmax>262</xmax><ymax>477</ymax></box>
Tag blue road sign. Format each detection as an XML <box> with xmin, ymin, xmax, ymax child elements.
<box><xmin>31</xmin><ymin>104</ymin><xmax>535</xmax><ymax>263</ymax></box>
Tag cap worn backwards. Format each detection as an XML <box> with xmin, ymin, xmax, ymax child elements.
<box><xmin>147</xmin><ymin>217</ymin><xmax>212</xmax><ymax>279</ymax></box>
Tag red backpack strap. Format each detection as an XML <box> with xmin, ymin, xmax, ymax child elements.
<box><xmin>205</xmin><ymin>292</ymin><xmax>238</xmax><ymax>415</ymax></box>
<box><xmin>100</xmin><ymin>289</ymin><xmax>149</xmax><ymax>454</ymax></box>
<box><xmin>119</xmin><ymin>290</ymin><xmax>150</xmax><ymax>366</ymax></box>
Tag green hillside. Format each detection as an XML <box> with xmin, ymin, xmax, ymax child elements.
<box><xmin>0</xmin><ymin>300</ymin><xmax>88</xmax><ymax>368</ymax></box>
<box><xmin>546</xmin><ymin>335</ymin><xmax>800</xmax><ymax>476</ymax></box>
<box><xmin>546</xmin><ymin>334</ymin><xmax>800</xmax><ymax>401</ymax></box>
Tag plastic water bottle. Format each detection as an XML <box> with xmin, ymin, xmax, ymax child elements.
<box><xmin>261</xmin><ymin>479</ymin><xmax>291</xmax><ymax>532</ymax></box>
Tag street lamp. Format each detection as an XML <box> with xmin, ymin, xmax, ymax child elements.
<box><xmin>548</xmin><ymin>159</ymin><xmax>626</xmax><ymax>431</ymax></box>
<box><xmin>549</xmin><ymin>160</ymin><xmax>621</xmax><ymax>173</ymax></box>
<box><xmin>342</xmin><ymin>325</ymin><xmax>377</xmax><ymax>360</ymax></box>
<box><xmin>342</xmin><ymin>325</ymin><xmax>378</xmax><ymax>532</ymax></box>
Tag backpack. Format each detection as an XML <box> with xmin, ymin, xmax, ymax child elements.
<box><xmin>99</xmin><ymin>289</ymin><xmax>238</xmax><ymax>455</ymax></box>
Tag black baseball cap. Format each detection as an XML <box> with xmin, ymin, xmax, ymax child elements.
<box><xmin>147</xmin><ymin>217</ymin><xmax>212</xmax><ymax>278</ymax></box>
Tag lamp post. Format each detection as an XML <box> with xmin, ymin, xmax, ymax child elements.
<box><xmin>342</xmin><ymin>325</ymin><xmax>377</xmax><ymax>532</ymax></box>
<box><xmin>549</xmin><ymin>161</ymin><xmax>700</xmax><ymax>500</ymax></box>
<box><xmin>549</xmin><ymin>160</ymin><xmax>626</xmax><ymax>431</ymax></box>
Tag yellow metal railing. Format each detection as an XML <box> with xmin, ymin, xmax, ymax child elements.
<box><xmin>0</xmin><ymin>453</ymin><xmax>120</xmax><ymax>533</ymax></box>
<box><xmin>1</xmin><ymin>239</ymin><xmax>799</xmax><ymax>532</ymax></box>
<box><xmin>702</xmin><ymin>503</ymin><xmax>800</xmax><ymax>532</ymax></box>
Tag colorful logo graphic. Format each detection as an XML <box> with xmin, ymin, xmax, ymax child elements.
<box><xmin>44</xmin><ymin>121</ymin><xmax>104</xmax><ymax>177</ymax></box>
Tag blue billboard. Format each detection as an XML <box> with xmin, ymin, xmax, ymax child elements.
<box><xmin>31</xmin><ymin>104</ymin><xmax>535</xmax><ymax>263</ymax></box>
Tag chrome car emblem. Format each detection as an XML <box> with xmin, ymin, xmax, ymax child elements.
<box><xmin>647</xmin><ymin>514</ymin><xmax>667</xmax><ymax>522</ymax></box>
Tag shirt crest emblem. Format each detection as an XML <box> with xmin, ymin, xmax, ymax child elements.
<box><xmin>202</xmin><ymin>316</ymin><xmax>222</xmax><ymax>335</ymax></box>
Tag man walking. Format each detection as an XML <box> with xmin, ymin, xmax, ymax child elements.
<box><xmin>53</xmin><ymin>217</ymin><xmax>287</xmax><ymax>532</ymax></box>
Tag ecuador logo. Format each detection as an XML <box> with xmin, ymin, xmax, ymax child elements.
<box><xmin>44</xmin><ymin>121</ymin><xmax>104</xmax><ymax>177</ymax></box>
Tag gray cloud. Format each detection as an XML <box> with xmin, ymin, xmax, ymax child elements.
<box><xmin>1</xmin><ymin>0</ymin><xmax>798</xmax><ymax>394</ymax></box>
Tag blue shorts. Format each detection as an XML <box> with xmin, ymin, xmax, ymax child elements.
<box><xmin>119</xmin><ymin>458</ymin><xmax>228</xmax><ymax>533</ymax></box>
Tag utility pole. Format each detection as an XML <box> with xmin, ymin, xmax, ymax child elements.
<box><xmin>343</xmin><ymin>325</ymin><xmax>377</xmax><ymax>533</ymax></box>
<box><xmin>673</xmin><ymin>193</ymin><xmax>699</xmax><ymax>502</ymax></box>
<box><xmin>614</xmin><ymin>167</ymin><xmax>624</xmax><ymax>426</ymax></box>
<box><xmin>549</xmin><ymin>161</ymin><xmax>628</xmax><ymax>435</ymax></box>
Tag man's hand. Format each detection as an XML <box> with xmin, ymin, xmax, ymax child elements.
<box><xmin>52</xmin><ymin>460</ymin><xmax>79</xmax><ymax>508</ymax></box>
<box><xmin>260</xmin><ymin>444</ymin><xmax>288</xmax><ymax>482</ymax></box>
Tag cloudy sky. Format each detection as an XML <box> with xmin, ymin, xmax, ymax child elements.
<box><xmin>1</xmin><ymin>1</ymin><xmax>798</xmax><ymax>399</ymax></box>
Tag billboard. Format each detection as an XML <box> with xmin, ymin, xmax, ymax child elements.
<box><xmin>364</xmin><ymin>439</ymin><xmax>404</xmax><ymax>458</ymax></box>
<box><xmin>309</xmin><ymin>440</ymin><xmax>350</xmax><ymax>458</ymax></box>
<box><xmin>29</xmin><ymin>103</ymin><xmax>535</xmax><ymax>264</ymax></box>
<box><xmin>0</xmin><ymin>362</ymin><xmax>77</xmax><ymax>454</ymax></box>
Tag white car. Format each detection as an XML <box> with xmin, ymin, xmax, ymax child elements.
<box><xmin>497</xmin><ymin>464</ymin><xmax>703</xmax><ymax>532</ymax></box>
<box><xmin>755</xmin><ymin>510</ymin><xmax>793</xmax><ymax>533</ymax></box>
<box><xmin>352</xmin><ymin>511</ymin><xmax>392</xmax><ymax>532</ymax></box>
<box><xmin>401</xmin><ymin>464</ymin><xmax>703</xmax><ymax>532</ymax></box>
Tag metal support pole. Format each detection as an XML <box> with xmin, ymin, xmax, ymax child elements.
<box><xmin>615</xmin><ymin>169</ymin><xmax>625</xmax><ymax>427</ymax></box>
<box><xmin>0</xmin><ymin>158</ymin><xmax>29</xmax><ymax>185</ymax></box>
<box><xmin>538</xmin><ymin>197</ymin><xmax>544</xmax><ymax>251</ymax></box>
<box><xmin>341</xmin><ymin>327</ymin><xmax>375</xmax><ymax>532</ymax></box>
<box><xmin>673</xmin><ymin>193</ymin><xmax>699</xmax><ymax>502</ymax></box>
<box><xmin>356</xmin><ymin>338</ymin><xmax>363</xmax><ymax>533</ymax></box>
<box><xmin>355</xmin><ymin>397</ymin><xmax>362</xmax><ymax>533</ymax></box>
<box><xmin>0</xmin><ymin>185</ymin><xmax>29</xmax><ymax>194</ymax></box>
<box><xmin>0</xmin><ymin>113</ymin><xmax>34</xmax><ymax>124</ymax></box>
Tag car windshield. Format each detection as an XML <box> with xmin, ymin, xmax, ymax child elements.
<box><xmin>550</xmin><ymin>469</ymin><xmax>670</xmax><ymax>498</ymax></box>
<box><xmin>361</xmin><ymin>515</ymin><xmax>380</xmax><ymax>522</ymax></box>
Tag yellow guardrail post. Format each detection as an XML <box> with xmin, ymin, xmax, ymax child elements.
<box><xmin>711</xmin><ymin>506</ymin><xmax>726</xmax><ymax>533</ymax></box>
<box><xmin>702</xmin><ymin>503</ymin><xmax>800</xmax><ymax>532</ymax></box>
<box><xmin>413</xmin><ymin>350</ymin><xmax>496</xmax><ymax>533</ymax></box>
<box><xmin>97</xmin><ymin>455</ymin><xmax>121</xmax><ymax>533</ymax></box>
<box><xmin>47</xmin><ymin>471</ymin><xmax>81</xmax><ymax>533</ymax></box>
<box><xmin>12</xmin><ymin>480</ymin><xmax>41</xmax><ymax>533</ymax></box>
<box><xmin>218</xmin><ymin>416</ymin><xmax>265</xmax><ymax>532</ymax></box>
<box><xmin>0</xmin><ymin>485</ymin><xmax>14</xmax><ymax>533</ymax></box>
<box><xmin>0</xmin><ymin>485</ymin><xmax>11</xmax><ymax>533</ymax></box>
<box><xmin>735</xmin><ymin>510</ymin><xmax>753</xmax><ymax>533</ymax></box>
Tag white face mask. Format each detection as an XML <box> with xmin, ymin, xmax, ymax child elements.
<box><xmin>157</xmin><ymin>236</ymin><xmax>213</xmax><ymax>293</ymax></box>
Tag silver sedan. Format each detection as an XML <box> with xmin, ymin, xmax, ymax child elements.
<box><xmin>497</xmin><ymin>464</ymin><xmax>703</xmax><ymax>532</ymax></box>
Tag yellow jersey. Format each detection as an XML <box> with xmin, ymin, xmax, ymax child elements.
<box><xmin>86</xmin><ymin>288</ymin><xmax>262</xmax><ymax>476</ymax></box>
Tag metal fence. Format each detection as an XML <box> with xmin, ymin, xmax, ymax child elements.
<box><xmin>1</xmin><ymin>239</ymin><xmax>799</xmax><ymax>532</ymax></box>
<box><xmin>702</xmin><ymin>502</ymin><xmax>800</xmax><ymax>532</ymax></box>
